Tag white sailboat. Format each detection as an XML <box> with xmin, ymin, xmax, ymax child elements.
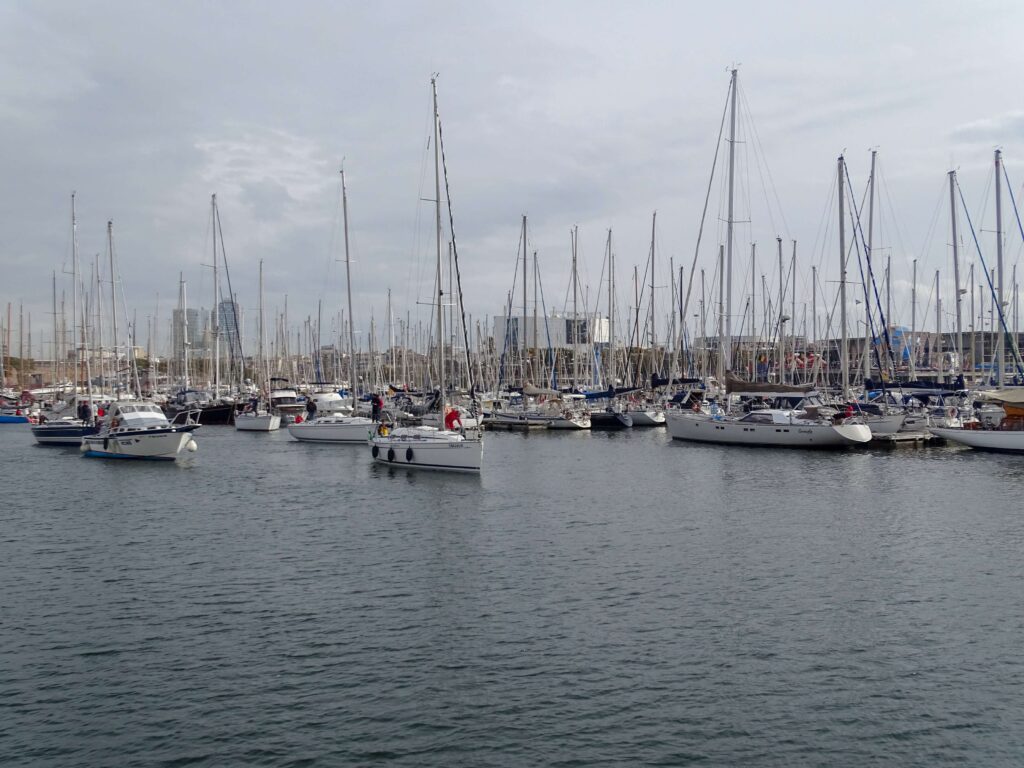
<box><xmin>235</xmin><ymin>260</ymin><xmax>281</xmax><ymax>431</ymax></box>
<box><xmin>369</xmin><ymin>76</ymin><xmax>483</xmax><ymax>472</ymax></box>
<box><xmin>666</xmin><ymin>378</ymin><xmax>871</xmax><ymax>448</ymax></box>
<box><xmin>289</xmin><ymin>168</ymin><xmax>374</xmax><ymax>443</ymax></box>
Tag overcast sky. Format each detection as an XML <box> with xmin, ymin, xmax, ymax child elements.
<box><xmin>2</xmin><ymin>0</ymin><xmax>1024</xmax><ymax>356</ymax></box>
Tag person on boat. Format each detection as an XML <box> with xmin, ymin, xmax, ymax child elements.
<box><xmin>371</xmin><ymin>393</ymin><xmax>383</xmax><ymax>422</ymax></box>
<box><xmin>305</xmin><ymin>397</ymin><xmax>317</xmax><ymax>422</ymax></box>
<box><xmin>248</xmin><ymin>395</ymin><xmax>259</xmax><ymax>413</ymax></box>
<box><xmin>444</xmin><ymin>407</ymin><xmax>462</xmax><ymax>432</ymax></box>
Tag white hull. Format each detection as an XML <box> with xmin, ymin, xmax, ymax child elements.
<box><xmin>485</xmin><ymin>410</ymin><xmax>552</xmax><ymax>428</ymax></box>
<box><xmin>546</xmin><ymin>413</ymin><xmax>591</xmax><ymax>429</ymax></box>
<box><xmin>234</xmin><ymin>412</ymin><xmax>281</xmax><ymax>432</ymax></box>
<box><xmin>626</xmin><ymin>409</ymin><xmax>666</xmax><ymax>426</ymax></box>
<box><xmin>864</xmin><ymin>412</ymin><xmax>906</xmax><ymax>438</ymax></box>
<box><xmin>369</xmin><ymin>426</ymin><xmax>483</xmax><ymax>472</ymax></box>
<box><xmin>288</xmin><ymin>416</ymin><xmax>375</xmax><ymax>443</ymax></box>
<box><xmin>82</xmin><ymin>429</ymin><xmax>196</xmax><ymax>460</ymax></box>
<box><xmin>929</xmin><ymin>426</ymin><xmax>1024</xmax><ymax>452</ymax></box>
<box><xmin>666</xmin><ymin>410</ymin><xmax>871</xmax><ymax>447</ymax></box>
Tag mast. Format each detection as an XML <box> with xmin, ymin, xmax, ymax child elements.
<box><xmin>51</xmin><ymin>272</ymin><xmax>57</xmax><ymax>391</ymax></box>
<box><xmin>838</xmin><ymin>155</ymin><xmax>849</xmax><ymax>399</ymax></box>
<box><xmin>108</xmin><ymin>221</ymin><xmax>118</xmax><ymax>397</ymax></box>
<box><xmin>725</xmin><ymin>68</ymin><xmax>738</xmax><ymax>371</ymax></box>
<box><xmin>994</xmin><ymin>149</ymin><xmax>1005</xmax><ymax>386</ymax></box>
<box><xmin>339</xmin><ymin>168</ymin><xmax>357</xmax><ymax>409</ymax></box>
<box><xmin>522</xmin><ymin>214</ymin><xmax>528</xmax><ymax>385</ymax></box>
<box><xmin>936</xmin><ymin>269</ymin><xmax>943</xmax><ymax>379</ymax></box>
<box><xmin>791</xmin><ymin>240</ymin><xmax>797</xmax><ymax>386</ymax></box>
<box><xmin>717</xmin><ymin>245</ymin><xmax>725</xmax><ymax>382</ymax></box>
<box><xmin>777</xmin><ymin>236</ymin><xmax>784</xmax><ymax>384</ymax></box>
<box><xmin>910</xmin><ymin>259</ymin><xmax>918</xmax><ymax>380</ymax></box>
<box><xmin>431</xmin><ymin>76</ymin><xmax>446</xmax><ymax>413</ymax></box>
<box><xmin>649</xmin><ymin>210</ymin><xmax>657</xmax><ymax>375</ymax></box>
<box><xmin>572</xmin><ymin>225</ymin><xmax>579</xmax><ymax>389</ymax></box>
<box><xmin>607</xmin><ymin>230</ymin><xmax>615</xmax><ymax>388</ymax></box>
<box><xmin>949</xmin><ymin>170</ymin><xmax>964</xmax><ymax>376</ymax></box>
<box><xmin>212</xmin><ymin>194</ymin><xmax>220</xmax><ymax>397</ymax></box>
<box><xmin>865</xmin><ymin>149</ymin><xmax>876</xmax><ymax>382</ymax></box>
<box><xmin>751</xmin><ymin>243</ymin><xmax>757</xmax><ymax>380</ymax></box>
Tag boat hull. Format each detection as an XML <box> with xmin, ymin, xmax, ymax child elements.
<box><xmin>590</xmin><ymin>410</ymin><xmax>633</xmax><ymax>429</ymax></box>
<box><xmin>31</xmin><ymin>422</ymin><xmax>99</xmax><ymax>445</ymax></box>
<box><xmin>626</xmin><ymin>409</ymin><xmax>666</xmax><ymax>426</ymax></box>
<box><xmin>666</xmin><ymin>411</ymin><xmax>871</xmax><ymax>447</ymax></box>
<box><xmin>288</xmin><ymin>417</ymin><xmax>375</xmax><ymax>443</ymax></box>
<box><xmin>82</xmin><ymin>427</ymin><xmax>197</xmax><ymax>460</ymax></box>
<box><xmin>929</xmin><ymin>426</ymin><xmax>1024</xmax><ymax>453</ymax></box>
<box><xmin>369</xmin><ymin>428</ymin><xmax>483</xmax><ymax>472</ymax></box>
<box><xmin>0</xmin><ymin>414</ymin><xmax>30</xmax><ymax>424</ymax></box>
<box><xmin>234</xmin><ymin>413</ymin><xmax>281</xmax><ymax>432</ymax></box>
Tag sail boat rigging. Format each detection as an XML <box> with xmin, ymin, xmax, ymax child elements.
<box><xmin>369</xmin><ymin>76</ymin><xmax>484</xmax><ymax>472</ymax></box>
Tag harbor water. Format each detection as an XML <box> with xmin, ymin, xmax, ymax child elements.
<box><xmin>2</xmin><ymin>425</ymin><xmax>1022</xmax><ymax>766</ymax></box>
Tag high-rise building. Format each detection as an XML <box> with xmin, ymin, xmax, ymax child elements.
<box><xmin>171</xmin><ymin>308</ymin><xmax>201</xmax><ymax>358</ymax></box>
<box><xmin>217</xmin><ymin>299</ymin><xmax>243</xmax><ymax>359</ymax></box>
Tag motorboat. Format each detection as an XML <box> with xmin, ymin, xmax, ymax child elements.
<box><xmin>81</xmin><ymin>402</ymin><xmax>200</xmax><ymax>460</ymax></box>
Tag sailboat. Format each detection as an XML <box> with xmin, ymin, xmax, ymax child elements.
<box><xmin>235</xmin><ymin>260</ymin><xmax>281</xmax><ymax>431</ymax></box>
<box><xmin>288</xmin><ymin>168</ymin><xmax>375</xmax><ymax>443</ymax></box>
<box><xmin>32</xmin><ymin>193</ymin><xmax>100</xmax><ymax>444</ymax></box>
<box><xmin>368</xmin><ymin>77</ymin><xmax>483</xmax><ymax>472</ymax></box>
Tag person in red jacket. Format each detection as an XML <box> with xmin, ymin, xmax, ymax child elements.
<box><xmin>444</xmin><ymin>407</ymin><xmax>462</xmax><ymax>431</ymax></box>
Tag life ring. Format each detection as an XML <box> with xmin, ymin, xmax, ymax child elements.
<box><xmin>387</xmin><ymin>447</ymin><xmax>395</xmax><ymax>462</ymax></box>
<box><xmin>371</xmin><ymin>445</ymin><xmax>379</xmax><ymax>458</ymax></box>
<box><xmin>405</xmin><ymin>447</ymin><xmax>414</xmax><ymax>462</ymax></box>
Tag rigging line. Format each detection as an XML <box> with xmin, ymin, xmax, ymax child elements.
<box><xmin>998</xmin><ymin>162</ymin><xmax>1024</xmax><ymax>365</ymax></box>
<box><xmin>737</xmin><ymin>85</ymin><xmax>779</xmax><ymax>239</ymax></box>
<box><xmin>436</xmin><ymin>120</ymin><xmax>477</xmax><ymax>399</ymax></box>
<box><xmin>843</xmin><ymin>162</ymin><xmax>899</xmax><ymax>382</ymax></box>
<box><xmin>738</xmin><ymin>82</ymin><xmax>791</xmax><ymax>239</ymax></box>
<box><xmin>955</xmin><ymin>175</ymin><xmax>1024</xmax><ymax>378</ymax></box>
<box><xmin>679</xmin><ymin>74</ymin><xmax>731</xmax><ymax>363</ymax></box>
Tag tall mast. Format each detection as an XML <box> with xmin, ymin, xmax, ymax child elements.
<box><xmin>572</xmin><ymin>225</ymin><xmax>579</xmax><ymax>388</ymax></box>
<box><xmin>949</xmin><ymin>170</ymin><xmax>964</xmax><ymax>376</ymax></box>
<box><xmin>340</xmin><ymin>168</ymin><xmax>357</xmax><ymax>409</ymax></box>
<box><xmin>607</xmin><ymin>230</ymin><xmax>615</xmax><ymax>388</ymax></box>
<box><xmin>107</xmin><ymin>221</ymin><xmax>119</xmax><ymax>397</ymax></box>
<box><xmin>936</xmin><ymin>269</ymin><xmax>943</xmax><ymax>379</ymax></box>
<box><xmin>865</xmin><ymin>149</ymin><xmax>876</xmax><ymax>382</ymax></box>
<box><xmin>649</xmin><ymin>210</ymin><xmax>657</xmax><ymax>369</ymax></box>
<box><xmin>838</xmin><ymin>156</ymin><xmax>849</xmax><ymax>399</ymax></box>
<box><xmin>212</xmin><ymin>194</ymin><xmax>220</xmax><ymax>398</ymax></box>
<box><xmin>717</xmin><ymin>244</ymin><xmax>726</xmax><ymax>382</ymax></box>
<box><xmin>522</xmin><ymin>214</ymin><xmax>528</xmax><ymax>385</ymax></box>
<box><xmin>71</xmin><ymin>193</ymin><xmax>79</xmax><ymax>396</ymax></box>
<box><xmin>777</xmin><ymin>236</ymin><xmax>784</xmax><ymax>384</ymax></box>
<box><xmin>725</xmin><ymin>68</ymin><xmax>738</xmax><ymax>371</ymax></box>
<box><xmin>791</xmin><ymin>240</ymin><xmax>797</xmax><ymax>386</ymax></box>
<box><xmin>751</xmin><ymin>243</ymin><xmax>757</xmax><ymax>380</ymax></box>
<box><xmin>532</xmin><ymin>250</ymin><xmax>539</xmax><ymax>383</ymax></box>
<box><xmin>994</xmin><ymin>149</ymin><xmax>1005</xmax><ymax>386</ymax></box>
<box><xmin>431</xmin><ymin>77</ymin><xmax>446</xmax><ymax>411</ymax></box>
<box><xmin>910</xmin><ymin>259</ymin><xmax>918</xmax><ymax>380</ymax></box>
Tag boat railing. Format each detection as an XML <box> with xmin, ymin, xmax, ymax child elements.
<box><xmin>170</xmin><ymin>409</ymin><xmax>203</xmax><ymax>427</ymax></box>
